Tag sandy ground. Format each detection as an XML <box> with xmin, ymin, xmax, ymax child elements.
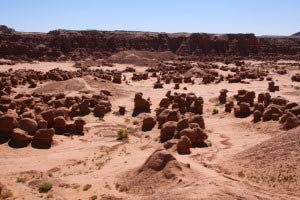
<box><xmin>0</xmin><ymin>61</ymin><xmax>300</xmax><ymax>200</ymax></box>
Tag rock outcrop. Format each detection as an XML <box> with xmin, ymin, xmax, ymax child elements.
<box><xmin>1</xmin><ymin>26</ymin><xmax>300</xmax><ymax>61</ymax></box>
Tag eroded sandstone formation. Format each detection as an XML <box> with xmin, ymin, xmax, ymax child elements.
<box><xmin>1</xmin><ymin>25</ymin><xmax>300</xmax><ymax>61</ymax></box>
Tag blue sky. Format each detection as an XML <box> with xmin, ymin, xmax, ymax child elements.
<box><xmin>0</xmin><ymin>0</ymin><xmax>299</xmax><ymax>36</ymax></box>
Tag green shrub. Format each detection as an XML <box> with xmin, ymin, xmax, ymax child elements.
<box><xmin>39</xmin><ymin>182</ymin><xmax>53</xmax><ymax>193</ymax></box>
<box><xmin>212</xmin><ymin>108</ymin><xmax>219</xmax><ymax>115</ymax></box>
<box><xmin>205</xmin><ymin>139</ymin><xmax>212</xmax><ymax>147</ymax></box>
<box><xmin>132</xmin><ymin>119</ymin><xmax>139</xmax><ymax>125</ymax></box>
<box><xmin>117</xmin><ymin>129</ymin><xmax>128</xmax><ymax>140</ymax></box>
<box><xmin>16</xmin><ymin>177</ymin><xmax>27</xmax><ymax>183</ymax></box>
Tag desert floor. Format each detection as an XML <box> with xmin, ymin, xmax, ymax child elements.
<box><xmin>1</xmin><ymin>61</ymin><xmax>300</xmax><ymax>200</ymax></box>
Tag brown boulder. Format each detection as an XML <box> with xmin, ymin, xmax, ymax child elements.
<box><xmin>178</xmin><ymin>127</ymin><xmax>208</xmax><ymax>147</ymax></box>
<box><xmin>41</xmin><ymin>110</ymin><xmax>54</xmax><ymax>127</ymax></box>
<box><xmin>225</xmin><ymin>101</ymin><xmax>234</xmax><ymax>112</ymax></box>
<box><xmin>282</xmin><ymin>116</ymin><xmax>300</xmax><ymax>130</ymax></box>
<box><xmin>10</xmin><ymin>128</ymin><xmax>32</xmax><ymax>147</ymax></box>
<box><xmin>176</xmin><ymin>118</ymin><xmax>189</xmax><ymax>132</ymax></box>
<box><xmin>157</xmin><ymin>109</ymin><xmax>181</xmax><ymax>128</ymax></box>
<box><xmin>142</xmin><ymin>117</ymin><xmax>156</xmax><ymax>132</ymax></box>
<box><xmin>32</xmin><ymin>128</ymin><xmax>55</xmax><ymax>148</ymax></box>
<box><xmin>253</xmin><ymin>110</ymin><xmax>262</xmax><ymax>123</ymax></box>
<box><xmin>160</xmin><ymin>121</ymin><xmax>177</xmax><ymax>142</ymax></box>
<box><xmin>19</xmin><ymin>118</ymin><xmax>38</xmax><ymax>135</ymax></box>
<box><xmin>188</xmin><ymin>115</ymin><xmax>205</xmax><ymax>129</ymax></box>
<box><xmin>94</xmin><ymin>104</ymin><xmax>106</xmax><ymax>117</ymax></box>
<box><xmin>0</xmin><ymin>114</ymin><xmax>17</xmax><ymax>138</ymax></box>
<box><xmin>159</xmin><ymin>98</ymin><xmax>171</xmax><ymax>109</ymax></box>
<box><xmin>53</xmin><ymin>116</ymin><xmax>66</xmax><ymax>134</ymax></box>
<box><xmin>118</xmin><ymin>106</ymin><xmax>126</xmax><ymax>115</ymax></box>
<box><xmin>177</xmin><ymin>136</ymin><xmax>191</xmax><ymax>155</ymax></box>
<box><xmin>37</xmin><ymin>119</ymin><xmax>48</xmax><ymax>129</ymax></box>
<box><xmin>234</xmin><ymin>102</ymin><xmax>251</xmax><ymax>118</ymax></box>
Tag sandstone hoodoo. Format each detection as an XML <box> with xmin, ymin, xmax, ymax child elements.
<box><xmin>133</xmin><ymin>93</ymin><xmax>151</xmax><ymax>116</ymax></box>
<box><xmin>177</xmin><ymin>135</ymin><xmax>191</xmax><ymax>154</ymax></box>
<box><xmin>219</xmin><ymin>89</ymin><xmax>228</xmax><ymax>104</ymax></box>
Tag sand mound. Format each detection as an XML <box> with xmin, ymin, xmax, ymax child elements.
<box><xmin>184</xmin><ymin>66</ymin><xmax>207</xmax><ymax>77</ymax></box>
<box><xmin>107</xmin><ymin>50</ymin><xmax>177</xmax><ymax>66</ymax></box>
<box><xmin>225</xmin><ymin>127</ymin><xmax>300</xmax><ymax>192</ymax></box>
<box><xmin>118</xmin><ymin>149</ymin><xmax>194</xmax><ymax>195</ymax></box>
<box><xmin>34</xmin><ymin>78</ymin><xmax>92</xmax><ymax>94</ymax></box>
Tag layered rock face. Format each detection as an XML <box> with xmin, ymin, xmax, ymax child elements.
<box><xmin>0</xmin><ymin>26</ymin><xmax>300</xmax><ymax>60</ymax></box>
<box><xmin>258</xmin><ymin>36</ymin><xmax>300</xmax><ymax>55</ymax></box>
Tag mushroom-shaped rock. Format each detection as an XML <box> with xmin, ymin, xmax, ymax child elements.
<box><xmin>253</xmin><ymin>110</ymin><xmax>262</xmax><ymax>123</ymax></box>
<box><xmin>94</xmin><ymin>104</ymin><xmax>106</xmax><ymax>118</ymax></box>
<box><xmin>176</xmin><ymin>118</ymin><xmax>189</xmax><ymax>132</ymax></box>
<box><xmin>225</xmin><ymin>101</ymin><xmax>234</xmax><ymax>113</ymax></box>
<box><xmin>133</xmin><ymin>93</ymin><xmax>151</xmax><ymax>116</ymax></box>
<box><xmin>53</xmin><ymin>116</ymin><xmax>66</xmax><ymax>134</ymax></box>
<box><xmin>118</xmin><ymin>106</ymin><xmax>126</xmax><ymax>115</ymax></box>
<box><xmin>188</xmin><ymin>115</ymin><xmax>205</xmax><ymax>129</ymax></box>
<box><xmin>159</xmin><ymin>98</ymin><xmax>171</xmax><ymax>109</ymax></box>
<box><xmin>160</xmin><ymin>121</ymin><xmax>177</xmax><ymax>142</ymax></box>
<box><xmin>178</xmin><ymin>127</ymin><xmax>208</xmax><ymax>147</ymax></box>
<box><xmin>177</xmin><ymin>135</ymin><xmax>191</xmax><ymax>155</ymax></box>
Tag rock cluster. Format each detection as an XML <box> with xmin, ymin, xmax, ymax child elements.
<box><xmin>152</xmin><ymin>91</ymin><xmax>208</xmax><ymax>154</ymax></box>
<box><xmin>268</xmin><ymin>81</ymin><xmax>279</xmax><ymax>92</ymax></box>
<box><xmin>233</xmin><ymin>90</ymin><xmax>255</xmax><ymax>118</ymax></box>
<box><xmin>228</xmin><ymin>89</ymin><xmax>300</xmax><ymax>130</ymax></box>
<box><xmin>0</xmin><ymin>69</ymin><xmax>116</xmax><ymax>148</ymax></box>
<box><xmin>291</xmin><ymin>73</ymin><xmax>300</xmax><ymax>82</ymax></box>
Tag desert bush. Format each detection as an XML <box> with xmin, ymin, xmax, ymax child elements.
<box><xmin>205</xmin><ymin>139</ymin><xmax>212</xmax><ymax>147</ymax></box>
<box><xmin>133</xmin><ymin>119</ymin><xmax>139</xmax><ymax>125</ymax></box>
<box><xmin>39</xmin><ymin>182</ymin><xmax>53</xmax><ymax>193</ymax></box>
<box><xmin>16</xmin><ymin>177</ymin><xmax>27</xmax><ymax>183</ymax></box>
<box><xmin>117</xmin><ymin>129</ymin><xmax>128</xmax><ymax>140</ymax></box>
<box><xmin>212</xmin><ymin>108</ymin><xmax>219</xmax><ymax>115</ymax></box>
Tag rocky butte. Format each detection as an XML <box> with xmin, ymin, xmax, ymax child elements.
<box><xmin>1</xmin><ymin>25</ymin><xmax>300</xmax><ymax>61</ymax></box>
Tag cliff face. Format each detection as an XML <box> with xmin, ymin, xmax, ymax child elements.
<box><xmin>258</xmin><ymin>36</ymin><xmax>300</xmax><ymax>55</ymax></box>
<box><xmin>176</xmin><ymin>33</ymin><xmax>258</xmax><ymax>56</ymax></box>
<box><xmin>0</xmin><ymin>27</ymin><xmax>300</xmax><ymax>60</ymax></box>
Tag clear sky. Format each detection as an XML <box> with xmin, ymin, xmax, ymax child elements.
<box><xmin>0</xmin><ymin>0</ymin><xmax>299</xmax><ymax>36</ymax></box>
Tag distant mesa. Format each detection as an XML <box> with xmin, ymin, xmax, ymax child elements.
<box><xmin>0</xmin><ymin>25</ymin><xmax>16</xmax><ymax>34</ymax></box>
<box><xmin>291</xmin><ymin>32</ymin><xmax>300</xmax><ymax>37</ymax></box>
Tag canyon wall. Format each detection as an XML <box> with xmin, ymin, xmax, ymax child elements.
<box><xmin>1</xmin><ymin>26</ymin><xmax>300</xmax><ymax>61</ymax></box>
